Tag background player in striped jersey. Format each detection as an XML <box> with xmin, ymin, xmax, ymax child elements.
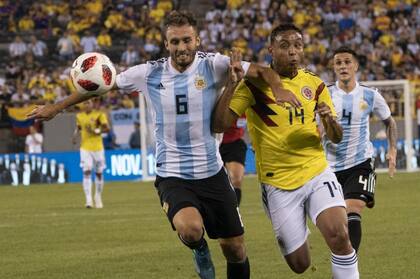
<box><xmin>219</xmin><ymin>117</ymin><xmax>247</xmax><ymax>206</ymax></box>
<box><xmin>212</xmin><ymin>24</ymin><xmax>359</xmax><ymax>279</ymax></box>
<box><xmin>28</xmin><ymin>11</ymin><xmax>300</xmax><ymax>279</ymax></box>
<box><xmin>73</xmin><ymin>99</ymin><xmax>109</xmax><ymax>208</ymax></box>
<box><xmin>324</xmin><ymin>46</ymin><xmax>397</xmax><ymax>253</ymax></box>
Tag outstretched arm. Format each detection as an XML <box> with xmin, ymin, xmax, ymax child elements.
<box><xmin>212</xmin><ymin>49</ymin><xmax>243</xmax><ymax>133</ymax></box>
<box><xmin>317</xmin><ymin>102</ymin><xmax>343</xmax><ymax>144</ymax></box>
<box><xmin>27</xmin><ymin>84</ymin><xmax>118</xmax><ymax>121</ymax></box>
<box><xmin>383</xmin><ymin>116</ymin><xmax>397</xmax><ymax>177</ymax></box>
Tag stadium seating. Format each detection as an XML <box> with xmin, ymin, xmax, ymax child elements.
<box><xmin>0</xmin><ymin>0</ymin><xmax>419</xmax><ymax>152</ymax></box>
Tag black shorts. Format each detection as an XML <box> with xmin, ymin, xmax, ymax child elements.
<box><xmin>219</xmin><ymin>139</ymin><xmax>247</xmax><ymax>166</ymax></box>
<box><xmin>335</xmin><ymin>159</ymin><xmax>376</xmax><ymax>208</ymax></box>
<box><xmin>154</xmin><ymin>168</ymin><xmax>244</xmax><ymax>239</ymax></box>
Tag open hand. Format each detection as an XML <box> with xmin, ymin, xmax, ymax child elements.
<box><xmin>26</xmin><ymin>104</ymin><xmax>60</xmax><ymax>121</ymax></box>
<box><xmin>272</xmin><ymin>87</ymin><xmax>301</xmax><ymax>108</ymax></box>
<box><xmin>228</xmin><ymin>48</ymin><xmax>244</xmax><ymax>85</ymax></box>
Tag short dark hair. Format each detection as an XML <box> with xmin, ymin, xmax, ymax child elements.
<box><xmin>333</xmin><ymin>46</ymin><xmax>358</xmax><ymax>61</ymax></box>
<box><xmin>270</xmin><ymin>23</ymin><xmax>303</xmax><ymax>44</ymax></box>
<box><xmin>163</xmin><ymin>10</ymin><xmax>197</xmax><ymax>35</ymax></box>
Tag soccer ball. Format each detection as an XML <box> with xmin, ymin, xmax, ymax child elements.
<box><xmin>70</xmin><ymin>52</ymin><xmax>116</xmax><ymax>96</ymax></box>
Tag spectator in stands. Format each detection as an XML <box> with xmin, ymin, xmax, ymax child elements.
<box><xmin>23</xmin><ymin>53</ymin><xmax>42</xmax><ymax>72</ymax></box>
<box><xmin>9</xmin><ymin>35</ymin><xmax>27</xmax><ymax>58</ymax></box>
<box><xmin>129</xmin><ymin>121</ymin><xmax>141</xmax><ymax>149</ymax></box>
<box><xmin>5</xmin><ymin>61</ymin><xmax>23</xmax><ymax>81</ymax></box>
<box><xmin>57</xmin><ymin>30</ymin><xmax>76</xmax><ymax>61</ymax></box>
<box><xmin>121</xmin><ymin>94</ymin><xmax>135</xmax><ymax>109</ymax></box>
<box><xmin>18</xmin><ymin>15</ymin><xmax>35</xmax><ymax>33</ymax></box>
<box><xmin>97</xmin><ymin>28</ymin><xmax>112</xmax><ymax>53</ymax></box>
<box><xmin>120</xmin><ymin>44</ymin><xmax>140</xmax><ymax>66</ymax></box>
<box><xmin>11</xmin><ymin>86</ymin><xmax>30</xmax><ymax>104</ymax></box>
<box><xmin>27</xmin><ymin>35</ymin><xmax>48</xmax><ymax>59</ymax></box>
<box><xmin>143</xmin><ymin>37</ymin><xmax>160</xmax><ymax>59</ymax></box>
<box><xmin>25</xmin><ymin>126</ymin><xmax>43</xmax><ymax>154</ymax></box>
<box><xmin>338</xmin><ymin>7</ymin><xmax>355</xmax><ymax>33</ymax></box>
<box><xmin>80</xmin><ymin>30</ymin><xmax>99</xmax><ymax>53</ymax></box>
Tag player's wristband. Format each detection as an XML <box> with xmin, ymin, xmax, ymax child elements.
<box><xmin>94</xmin><ymin>128</ymin><xmax>101</xmax><ymax>135</ymax></box>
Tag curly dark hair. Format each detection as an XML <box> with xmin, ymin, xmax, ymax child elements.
<box><xmin>163</xmin><ymin>10</ymin><xmax>198</xmax><ymax>36</ymax></box>
<box><xmin>270</xmin><ymin>23</ymin><xmax>303</xmax><ymax>44</ymax></box>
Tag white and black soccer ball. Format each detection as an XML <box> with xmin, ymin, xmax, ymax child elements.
<box><xmin>70</xmin><ymin>52</ymin><xmax>116</xmax><ymax>96</ymax></box>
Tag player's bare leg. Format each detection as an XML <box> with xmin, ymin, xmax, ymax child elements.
<box><xmin>317</xmin><ymin>206</ymin><xmax>359</xmax><ymax>279</ymax></box>
<box><xmin>225</xmin><ymin>161</ymin><xmax>245</xmax><ymax>205</ymax></box>
<box><xmin>219</xmin><ymin>235</ymin><xmax>250</xmax><ymax>278</ymax></box>
<box><xmin>173</xmin><ymin>207</ymin><xmax>215</xmax><ymax>279</ymax></box>
<box><xmin>94</xmin><ymin>172</ymin><xmax>104</xmax><ymax>208</ymax></box>
<box><xmin>283</xmin><ymin>241</ymin><xmax>311</xmax><ymax>273</ymax></box>
<box><xmin>346</xmin><ymin>199</ymin><xmax>366</xmax><ymax>252</ymax></box>
<box><xmin>82</xmin><ymin>170</ymin><xmax>93</xmax><ymax>208</ymax></box>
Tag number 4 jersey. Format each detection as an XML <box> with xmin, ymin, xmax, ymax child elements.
<box><xmin>324</xmin><ymin>82</ymin><xmax>391</xmax><ymax>172</ymax></box>
<box><xmin>116</xmin><ymin>52</ymin><xmax>250</xmax><ymax>179</ymax></box>
<box><xmin>230</xmin><ymin>69</ymin><xmax>335</xmax><ymax>190</ymax></box>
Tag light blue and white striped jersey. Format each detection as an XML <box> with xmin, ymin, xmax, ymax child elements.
<box><xmin>116</xmin><ymin>52</ymin><xmax>250</xmax><ymax>179</ymax></box>
<box><xmin>323</xmin><ymin>81</ymin><xmax>391</xmax><ymax>171</ymax></box>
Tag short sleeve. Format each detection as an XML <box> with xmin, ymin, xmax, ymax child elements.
<box><xmin>229</xmin><ymin>80</ymin><xmax>255</xmax><ymax>117</ymax></box>
<box><xmin>116</xmin><ymin>64</ymin><xmax>148</xmax><ymax>93</ymax></box>
<box><xmin>373</xmin><ymin>90</ymin><xmax>391</xmax><ymax>120</ymax></box>
<box><xmin>318</xmin><ymin>82</ymin><xmax>337</xmax><ymax>118</ymax></box>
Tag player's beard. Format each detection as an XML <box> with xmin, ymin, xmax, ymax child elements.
<box><xmin>173</xmin><ymin>50</ymin><xmax>196</xmax><ymax>69</ymax></box>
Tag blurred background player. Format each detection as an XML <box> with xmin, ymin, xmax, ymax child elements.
<box><xmin>219</xmin><ymin>117</ymin><xmax>247</xmax><ymax>205</ymax></box>
<box><xmin>324</xmin><ymin>46</ymin><xmax>397</xmax><ymax>253</ymax></box>
<box><xmin>73</xmin><ymin>99</ymin><xmax>109</xmax><ymax>209</ymax></box>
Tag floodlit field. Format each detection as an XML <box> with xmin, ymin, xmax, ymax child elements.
<box><xmin>1</xmin><ymin>172</ymin><xmax>419</xmax><ymax>279</ymax></box>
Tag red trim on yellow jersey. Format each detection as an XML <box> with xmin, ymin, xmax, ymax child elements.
<box><xmin>245</xmin><ymin>80</ymin><xmax>278</xmax><ymax>127</ymax></box>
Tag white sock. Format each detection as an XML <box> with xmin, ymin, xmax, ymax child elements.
<box><xmin>83</xmin><ymin>174</ymin><xmax>92</xmax><ymax>204</ymax></box>
<box><xmin>331</xmin><ymin>249</ymin><xmax>359</xmax><ymax>279</ymax></box>
<box><xmin>95</xmin><ymin>174</ymin><xmax>104</xmax><ymax>198</ymax></box>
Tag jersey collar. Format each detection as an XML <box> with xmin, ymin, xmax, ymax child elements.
<box><xmin>336</xmin><ymin>80</ymin><xmax>359</xmax><ymax>94</ymax></box>
<box><xmin>167</xmin><ymin>52</ymin><xmax>199</xmax><ymax>75</ymax></box>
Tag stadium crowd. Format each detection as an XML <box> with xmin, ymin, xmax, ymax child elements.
<box><xmin>0</xmin><ymin>0</ymin><xmax>419</xmax><ymax>132</ymax></box>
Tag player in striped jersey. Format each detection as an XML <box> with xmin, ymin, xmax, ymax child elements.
<box><xmin>324</xmin><ymin>46</ymin><xmax>397</xmax><ymax>253</ymax></box>
<box><xmin>213</xmin><ymin>24</ymin><xmax>359</xmax><ymax>279</ymax></box>
<box><xmin>28</xmin><ymin>11</ymin><xmax>300</xmax><ymax>279</ymax></box>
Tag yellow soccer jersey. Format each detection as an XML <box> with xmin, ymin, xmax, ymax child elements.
<box><xmin>76</xmin><ymin>110</ymin><xmax>108</xmax><ymax>152</ymax></box>
<box><xmin>230</xmin><ymin>69</ymin><xmax>336</xmax><ymax>190</ymax></box>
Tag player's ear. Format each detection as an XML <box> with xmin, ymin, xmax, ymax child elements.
<box><xmin>268</xmin><ymin>45</ymin><xmax>273</xmax><ymax>55</ymax></box>
<box><xmin>164</xmin><ymin>39</ymin><xmax>169</xmax><ymax>51</ymax></box>
<box><xmin>196</xmin><ymin>36</ymin><xmax>201</xmax><ymax>47</ymax></box>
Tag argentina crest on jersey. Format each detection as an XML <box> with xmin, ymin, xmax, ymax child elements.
<box><xmin>194</xmin><ymin>74</ymin><xmax>207</xmax><ymax>90</ymax></box>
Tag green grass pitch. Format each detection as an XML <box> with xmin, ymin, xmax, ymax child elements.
<box><xmin>1</xmin><ymin>172</ymin><xmax>419</xmax><ymax>278</ymax></box>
